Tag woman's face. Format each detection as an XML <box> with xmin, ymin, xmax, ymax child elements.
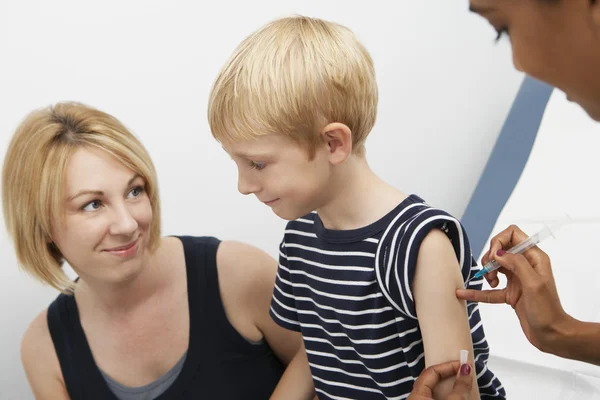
<box><xmin>470</xmin><ymin>0</ymin><xmax>600</xmax><ymax>120</ymax></box>
<box><xmin>51</xmin><ymin>146</ymin><xmax>153</xmax><ymax>285</ymax></box>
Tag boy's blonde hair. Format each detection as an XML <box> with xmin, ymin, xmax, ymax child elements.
<box><xmin>208</xmin><ymin>15</ymin><xmax>378</xmax><ymax>156</ymax></box>
<box><xmin>2</xmin><ymin>102</ymin><xmax>161</xmax><ymax>293</ymax></box>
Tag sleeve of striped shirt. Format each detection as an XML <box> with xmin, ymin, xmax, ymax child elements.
<box><xmin>269</xmin><ymin>239</ymin><xmax>302</xmax><ymax>332</ymax></box>
<box><xmin>384</xmin><ymin>209</ymin><xmax>474</xmax><ymax>319</ymax></box>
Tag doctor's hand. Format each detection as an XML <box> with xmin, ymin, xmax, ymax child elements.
<box><xmin>456</xmin><ymin>224</ymin><xmax>572</xmax><ymax>354</ymax></box>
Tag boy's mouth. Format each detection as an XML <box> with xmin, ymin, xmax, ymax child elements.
<box><xmin>263</xmin><ymin>198</ymin><xmax>280</xmax><ymax>205</ymax></box>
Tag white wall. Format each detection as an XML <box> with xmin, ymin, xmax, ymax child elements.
<box><xmin>0</xmin><ymin>1</ymin><xmax>523</xmax><ymax>398</ymax></box>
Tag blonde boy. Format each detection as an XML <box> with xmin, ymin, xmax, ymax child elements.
<box><xmin>209</xmin><ymin>16</ymin><xmax>504</xmax><ymax>399</ymax></box>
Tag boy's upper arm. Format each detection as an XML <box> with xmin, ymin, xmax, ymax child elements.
<box><xmin>413</xmin><ymin>229</ymin><xmax>479</xmax><ymax>399</ymax></box>
<box><xmin>268</xmin><ymin>240</ymin><xmax>302</xmax><ymax>332</ymax></box>
<box><xmin>21</xmin><ymin>310</ymin><xmax>69</xmax><ymax>399</ymax></box>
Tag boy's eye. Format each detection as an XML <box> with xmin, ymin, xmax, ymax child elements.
<box><xmin>82</xmin><ymin>200</ymin><xmax>102</xmax><ymax>212</ymax></box>
<box><xmin>250</xmin><ymin>161</ymin><xmax>266</xmax><ymax>171</ymax></box>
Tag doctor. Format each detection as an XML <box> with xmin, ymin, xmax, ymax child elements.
<box><xmin>458</xmin><ymin>0</ymin><xmax>600</xmax><ymax>368</ymax></box>
<box><xmin>411</xmin><ymin>0</ymin><xmax>600</xmax><ymax>398</ymax></box>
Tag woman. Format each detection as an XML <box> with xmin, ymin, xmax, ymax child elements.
<box><xmin>457</xmin><ymin>0</ymin><xmax>600</xmax><ymax>367</ymax></box>
<box><xmin>2</xmin><ymin>102</ymin><xmax>304</xmax><ymax>399</ymax></box>
<box><xmin>412</xmin><ymin>1</ymin><xmax>600</xmax><ymax>398</ymax></box>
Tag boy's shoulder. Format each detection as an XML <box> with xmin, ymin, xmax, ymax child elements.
<box><xmin>383</xmin><ymin>194</ymin><xmax>465</xmax><ymax>239</ymax></box>
<box><xmin>280</xmin><ymin>196</ymin><xmax>462</xmax><ymax>237</ymax></box>
<box><xmin>280</xmin><ymin>196</ymin><xmax>466</xmax><ymax>247</ymax></box>
<box><xmin>388</xmin><ymin>194</ymin><xmax>459</xmax><ymax>224</ymax></box>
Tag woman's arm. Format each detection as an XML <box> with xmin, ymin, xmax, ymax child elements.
<box><xmin>21</xmin><ymin>310</ymin><xmax>70</xmax><ymax>400</ymax></box>
<box><xmin>216</xmin><ymin>241</ymin><xmax>316</xmax><ymax>399</ymax></box>
<box><xmin>413</xmin><ymin>230</ymin><xmax>480</xmax><ymax>400</ymax></box>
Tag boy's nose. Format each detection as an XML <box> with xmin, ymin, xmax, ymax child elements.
<box><xmin>238</xmin><ymin>174</ymin><xmax>260</xmax><ymax>196</ymax></box>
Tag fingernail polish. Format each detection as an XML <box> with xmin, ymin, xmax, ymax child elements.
<box><xmin>496</xmin><ymin>250</ymin><xmax>506</xmax><ymax>257</ymax></box>
<box><xmin>460</xmin><ymin>364</ymin><xmax>471</xmax><ymax>376</ymax></box>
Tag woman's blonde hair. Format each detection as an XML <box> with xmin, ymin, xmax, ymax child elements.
<box><xmin>2</xmin><ymin>102</ymin><xmax>161</xmax><ymax>292</ymax></box>
<box><xmin>208</xmin><ymin>15</ymin><xmax>378</xmax><ymax>157</ymax></box>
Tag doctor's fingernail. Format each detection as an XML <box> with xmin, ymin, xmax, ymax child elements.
<box><xmin>496</xmin><ymin>250</ymin><xmax>506</xmax><ymax>257</ymax></box>
<box><xmin>460</xmin><ymin>364</ymin><xmax>471</xmax><ymax>376</ymax></box>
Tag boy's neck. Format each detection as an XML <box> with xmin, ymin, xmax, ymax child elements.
<box><xmin>316</xmin><ymin>155</ymin><xmax>407</xmax><ymax>231</ymax></box>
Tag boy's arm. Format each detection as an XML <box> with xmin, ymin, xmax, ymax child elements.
<box><xmin>413</xmin><ymin>229</ymin><xmax>480</xmax><ymax>400</ymax></box>
<box><xmin>270</xmin><ymin>341</ymin><xmax>317</xmax><ymax>400</ymax></box>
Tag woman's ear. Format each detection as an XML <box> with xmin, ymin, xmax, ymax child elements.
<box><xmin>320</xmin><ymin>122</ymin><xmax>352</xmax><ymax>165</ymax></box>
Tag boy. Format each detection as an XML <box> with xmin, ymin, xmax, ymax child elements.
<box><xmin>208</xmin><ymin>16</ymin><xmax>504</xmax><ymax>399</ymax></box>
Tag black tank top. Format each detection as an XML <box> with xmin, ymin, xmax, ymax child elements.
<box><xmin>47</xmin><ymin>236</ymin><xmax>285</xmax><ymax>399</ymax></box>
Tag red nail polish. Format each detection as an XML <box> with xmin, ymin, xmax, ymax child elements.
<box><xmin>496</xmin><ymin>250</ymin><xmax>506</xmax><ymax>257</ymax></box>
<box><xmin>460</xmin><ymin>364</ymin><xmax>471</xmax><ymax>376</ymax></box>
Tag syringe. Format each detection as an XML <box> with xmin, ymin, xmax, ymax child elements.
<box><xmin>474</xmin><ymin>218</ymin><xmax>569</xmax><ymax>279</ymax></box>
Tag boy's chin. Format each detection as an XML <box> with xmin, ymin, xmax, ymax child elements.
<box><xmin>273</xmin><ymin>209</ymin><xmax>301</xmax><ymax>221</ymax></box>
<box><xmin>271</xmin><ymin>205</ymin><xmax>310</xmax><ymax>221</ymax></box>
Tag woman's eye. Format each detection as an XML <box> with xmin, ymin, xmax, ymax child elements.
<box><xmin>495</xmin><ymin>27</ymin><xmax>509</xmax><ymax>42</ymax></box>
<box><xmin>82</xmin><ymin>200</ymin><xmax>102</xmax><ymax>212</ymax></box>
<box><xmin>128</xmin><ymin>186</ymin><xmax>145</xmax><ymax>198</ymax></box>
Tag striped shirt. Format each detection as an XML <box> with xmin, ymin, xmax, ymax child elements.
<box><xmin>270</xmin><ymin>194</ymin><xmax>505</xmax><ymax>399</ymax></box>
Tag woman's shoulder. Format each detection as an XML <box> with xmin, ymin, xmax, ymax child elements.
<box><xmin>22</xmin><ymin>308</ymin><xmax>52</xmax><ymax>353</ymax></box>
<box><xmin>166</xmin><ymin>236</ymin><xmax>277</xmax><ymax>296</ymax></box>
<box><xmin>21</xmin><ymin>308</ymin><xmax>69</xmax><ymax>398</ymax></box>
<box><xmin>216</xmin><ymin>240</ymin><xmax>277</xmax><ymax>289</ymax></box>
<box><xmin>216</xmin><ymin>241</ymin><xmax>278</xmax><ymax>315</ymax></box>
<box><xmin>215</xmin><ymin>241</ymin><xmax>278</xmax><ymax>342</ymax></box>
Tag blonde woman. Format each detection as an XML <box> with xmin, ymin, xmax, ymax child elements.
<box><xmin>2</xmin><ymin>102</ymin><xmax>302</xmax><ymax>399</ymax></box>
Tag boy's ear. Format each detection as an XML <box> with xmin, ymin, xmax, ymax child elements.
<box><xmin>320</xmin><ymin>122</ymin><xmax>352</xmax><ymax>165</ymax></box>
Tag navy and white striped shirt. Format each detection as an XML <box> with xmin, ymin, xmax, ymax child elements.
<box><xmin>270</xmin><ymin>195</ymin><xmax>505</xmax><ymax>399</ymax></box>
